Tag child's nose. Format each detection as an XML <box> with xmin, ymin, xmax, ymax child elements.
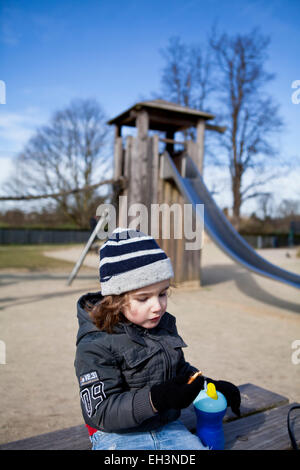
<box><xmin>151</xmin><ymin>297</ymin><xmax>162</xmax><ymax>312</ymax></box>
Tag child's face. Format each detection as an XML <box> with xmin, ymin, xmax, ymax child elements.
<box><xmin>122</xmin><ymin>279</ymin><xmax>170</xmax><ymax>329</ymax></box>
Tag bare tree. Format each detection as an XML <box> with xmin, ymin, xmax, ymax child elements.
<box><xmin>156</xmin><ymin>36</ymin><xmax>215</xmax><ymax>141</ymax></box>
<box><xmin>257</xmin><ymin>193</ymin><xmax>274</xmax><ymax>220</ymax></box>
<box><xmin>4</xmin><ymin>98</ymin><xmax>112</xmax><ymax>227</ymax></box>
<box><xmin>210</xmin><ymin>28</ymin><xmax>283</xmax><ymax>228</ymax></box>
<box><xmin>275</xmin><ymin>199</ymin><xmax>300</xmax><ymax>218</ymax></box>
<box><xmin>159</xmin><ymin>36</ymin><xmax>214</xmax><ymax>110</ymax></box>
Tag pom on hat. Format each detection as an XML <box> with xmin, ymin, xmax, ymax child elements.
<box><xmin>99</xmin><ymin>227</ymin><xmax>174</xmax><ymax>295</ymax></box>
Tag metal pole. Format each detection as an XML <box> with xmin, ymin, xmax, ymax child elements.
<box><xmin>66</xmin><ymin>210</ymin><xmax>109</xmax><ymax>286</ymax></box>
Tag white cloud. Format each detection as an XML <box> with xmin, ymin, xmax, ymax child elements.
<box><xmin>0</xmin><ymin>107</ymin><xmax>47</xmax><ymax>153</ymax></box>
<box><xmin>0</xmin><ymin>107</ymin><xmax>48</xmax><ymax>198</ymax></box>
<box><xmin>0</xmin><ymin>156</ymin><xmax>16</xmax><ymax>210</ymax></box>
<box><xmin>0</xmin><ymin>155</ymin><xmax>14</xmax><ymax>178</ymax></box>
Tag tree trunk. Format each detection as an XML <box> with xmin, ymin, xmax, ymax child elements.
<box><xmin>232</xmin><ymin>167</ymin><xmax>242</xmax><ymax>230</ymax></box>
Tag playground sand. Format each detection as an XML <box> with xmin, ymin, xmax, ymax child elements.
<box><xmin>0</xmin><ymin>239</ymin><xmax>299</xmax><ymax>444</ymax></box>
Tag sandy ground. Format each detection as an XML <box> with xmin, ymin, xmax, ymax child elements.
<box><xmin>0</xmin><ymin>239</ymin><xmax>299</xmax><ymax>445</ymax></box>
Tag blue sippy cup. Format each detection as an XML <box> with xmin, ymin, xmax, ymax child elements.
<box><xmin>193</xmin><ymin>382</ymin><xmax>227</xmax><ymax>450</ymax></box>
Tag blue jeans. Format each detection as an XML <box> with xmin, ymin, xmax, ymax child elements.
<box><xmin>90</xmin><ymin>420</ymin><xmax>208</xmax><ymax>450</ymax></box>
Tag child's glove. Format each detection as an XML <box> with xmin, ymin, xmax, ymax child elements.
<box><xmin>150</xmin><ymin>372</ymin><xmax>204</xmax><ymax>412</ymax></box>
<box><xmin>209</xmin><ymin>379</ymin><xmax>241</xmax><ymax>417</ymax></box>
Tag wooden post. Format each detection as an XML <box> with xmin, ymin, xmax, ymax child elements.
<box><xmin>150</xmin><ymin>134</ymin><xmax>159</xmax><ymax>206</ymax></box>
<box><xmin>166</xmin><ymin>130</ymin><xmax>174</xmax><ymax>155</ymax></box>
<box><xmin>194</xmin><ymin>118</ymin><xmax>206</xmax><ymax>285</ymax></box>
<box><xmin>113</xmin><ymin>136</ymin><xmax>123</xmax><ymax>180</ymax></box>
<box><xmin>118</xmin><ymin>136</ymin><xmax>133</xmax><ymax>227</ymax></box>
<box><xmin>113</xmin><ymin>134</ymin><xmax>124</xmax><ymax>228</ymax></box>
<box><xmin>125</xmin><ymin>110</ymin><xmax>151</xmax><ymax>229</ymax></box>
<box><xmin>114</xmin><ymin>125</ymin><xmax>121</xmax><ymax>139</ymax></box>
<box><xmin>136</xmin><ymin>110</ymin><xmax>149</xmax><ymax>140</ymax></box>
<box><xmin>196</xmin><ymin>118</ymin><xmax>205</xmax><ymax>174</ymax></box>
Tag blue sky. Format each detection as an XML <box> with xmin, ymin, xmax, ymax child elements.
<box><xmin>1</xmin><ymin>0</ymin><xmax>300</xmax><ymax>215</ymax></box>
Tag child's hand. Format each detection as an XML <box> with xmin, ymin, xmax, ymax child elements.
<box><xmin>213</xmin><ymin>380</ymin><xmax>241</xmax><ymax>416</ymax></box>
<box><xmin>150</xmin><ymin>372</ymin><xmax>204</xmax><ymax>412</ymax></box>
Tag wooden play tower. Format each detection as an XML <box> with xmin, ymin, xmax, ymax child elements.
<box><xmin>108</xmin><ymin>100</ymin><xmax>223</xmax><ymax>287</ymax></box>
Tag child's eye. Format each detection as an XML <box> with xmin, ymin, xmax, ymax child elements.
<box><xmin>136</xmin><ymin>292</ymin><xmax>167</xmax><ymax>302</ymax></box>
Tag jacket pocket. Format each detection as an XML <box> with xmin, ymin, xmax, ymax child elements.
<box><xmin>163</xmin><ymin>334</ymin><xmax>188</xmax><ymax>349</ymax></box>
<box><xmin>122</xmin><ymin>344</ymin><xmax>163</xmax><ymax>387</ymax></box>
<box><xmin>123</xmin><ymin>344</ymin><xmax>161</xmax><ymax>369</ymax></box>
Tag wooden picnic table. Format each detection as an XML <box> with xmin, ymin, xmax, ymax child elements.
<box><xmin>0</xmin><ymin>383</ymin><xmax>299</xmax><ymax>450</ymax></box>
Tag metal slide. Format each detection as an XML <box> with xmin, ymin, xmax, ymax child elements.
<box><xmin>161</xmin><ymin>152</ymin><xmax>300</xmax><ymax>289</ymax></box>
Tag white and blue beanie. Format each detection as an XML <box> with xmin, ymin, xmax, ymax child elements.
<box><xmin>99</xmin><ymin>227</ymin><xmax>174</xmax><ymax>295</ymax></box>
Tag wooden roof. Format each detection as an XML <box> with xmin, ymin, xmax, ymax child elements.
<box><xmin>107</xmin><ymin>99</ymin><xmax>215</xmax><ymax>132</ymax></box>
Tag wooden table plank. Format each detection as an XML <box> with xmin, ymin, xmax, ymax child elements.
<box><xmin>224</xmin><ymin>403</ymin><xmax>300</xmax><ymax>450</ymax></box>
<box><xmin>0</xmin><ymin>383</ymin><xmax>291</xmax><ymax>451</ymax></box>
<box><xmin>224</xmin><ymin>382</ymin><xmax>289</xmax><ymax>422</ymax></box>
<box><xmin>0</xmin><ymin>424</ymin><xmax>91</xmax><ymax>450</ymax></box>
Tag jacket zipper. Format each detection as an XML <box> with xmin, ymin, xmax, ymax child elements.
<box><xmin>160</xmin><ymin>341</ymin><xmax>172</xmax><ymax>380</ymax></box>
<box><xmin>145</xmin><ymin>331</ymin><xmax>172</xmax><ymax>380</ymax></box>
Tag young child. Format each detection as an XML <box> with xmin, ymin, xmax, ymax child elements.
<box><xmin>74</xmin><ymin>227</ymin><xmax>241</xmax><ymax>450</ymax></box>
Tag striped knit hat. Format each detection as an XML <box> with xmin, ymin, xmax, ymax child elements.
<box><xmin>99</xmin><ymin>227</ymin><xmax>174</xmax><ymax>295</ymax></box>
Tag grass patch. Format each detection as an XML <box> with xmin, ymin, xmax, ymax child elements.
<box><xmin>0</xmin><ymin>244</ymin><xmax>84</xmax><ymax>271</ymax></box>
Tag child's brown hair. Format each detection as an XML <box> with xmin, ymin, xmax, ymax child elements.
<box><xmin>85</xmin><ymin>293</ymin><xmax>130</xmax><ymax>334</ymax></box>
